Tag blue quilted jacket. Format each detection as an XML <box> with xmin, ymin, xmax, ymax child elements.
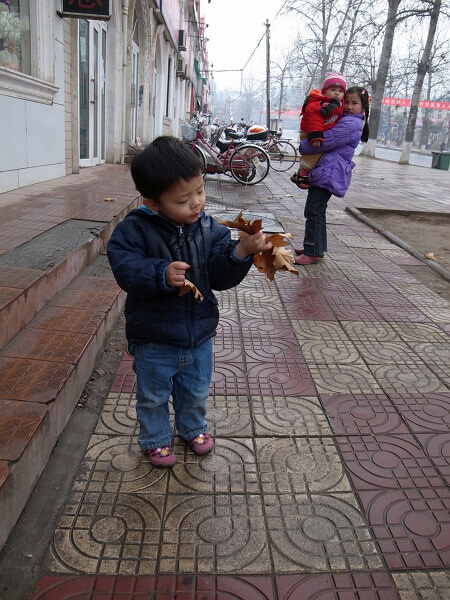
<box><xmin>107</xmin><ymin>208</ymin><xmax>252</xmax><ymax>349</ymax></box>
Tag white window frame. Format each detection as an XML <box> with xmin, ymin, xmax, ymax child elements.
<box><xmin>0</xmin><ymin>0</ymin><xmax>59</xmax><ymax>104</ymax></box>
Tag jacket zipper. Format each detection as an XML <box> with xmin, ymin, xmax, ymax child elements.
<box><xmin>178</xmin><ymin>225</ymin><xmax>195</xmax><ymax>346</ymax></box>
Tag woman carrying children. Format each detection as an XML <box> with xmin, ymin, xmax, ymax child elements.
<box><xmin>294</xmin><ymin>86</ymin><xmax>370</xmax><ymax>265</ymax></box>
<box><xmin>291</xmin><ymin>72</ymin><xmax>347</xmax><ymax>189</ymax></box>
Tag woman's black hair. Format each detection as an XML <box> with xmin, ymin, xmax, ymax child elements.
<box><xmin>346</xmin><ymin>86</ymin><xmax>370</xmax><ymax>143</ymax></box>
<box><xmin>130</xmin><ymin>135</ymin><xmax>203</xmax><ymax>201</ymax></box>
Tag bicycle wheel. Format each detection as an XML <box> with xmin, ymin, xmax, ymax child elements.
<box><xmin>184</xmin><ymin>142</ymin><xmax>207</xmax><ymax>172</ymax></box>
<box><xmin>266</xmin><ymin>139</ymin><xmax>297</xmax><ymax>171</ymax></box>
<box><xmin>229</xmin><ymin>144</ymin><xmax>270</xmax><ymax>185</ymax></box>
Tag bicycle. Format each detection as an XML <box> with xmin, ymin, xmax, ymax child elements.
<box><xmin>258</xmin><ymin>130</ymin><xmax>298</xmax><ymax>172</ymax></box>
<box><xmin>181</xmin><ymin>123</ymin><xmax>270</xmax><ymax>186</ymax></box>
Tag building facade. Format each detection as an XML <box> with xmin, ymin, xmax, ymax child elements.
<box><xmin>0</xmin><ymin>0</ymin><xmax>210</xmax><ymax>193</ymax></box>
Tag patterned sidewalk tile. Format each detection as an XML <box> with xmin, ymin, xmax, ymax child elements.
<box><xmin>275</xmin><ymin>572</ymin><xmax>398</xmax><ymax>600</ymax></box>
<box><xmin>215</xmin><ymin>288</ymin><xmax>239</xmax><ymax>318</ymax></box>
<box><xmin>358</xmin><ymin>487</ymin><xmax>450</xmax><ymax>569</ymax></box>
<box><xmin>388</xmin><ymin>392</ymin><xmax>450</xmax><ymax>433</ymax></box>
<box><xmin>236</xmin><ymin>274</ymin><xmax>287</xmax><ymax>320</ymax></box>
<box><xmin>342</xmin><ymin>320</ymin><xmax>400</xmax><ymax>343</ymax></box>
<box><xmin>246</xmin><ymin>361</ymin><xmax>316</xmax><ymax>396</ymax></box>
<box><xmin>369</xmin><ymin>364</ymin><xmax>448</xmax><ymax>395</ymax></box>
<box><xmin>415</xmin><ymin>432</ymin><xmax>450</xmax><ymax>485</ymax></box>
<box><xmin>390</xmin><ymin>321</ymin><xmax>450</xmax><ymax>343</ymax></box>
<box><xmin>210</xmin><ymin>361</ymin><xmax>248</xmax><ymax>396</ymax></box>
<box><xmin>354</xmin><ymin>340</ymin><xmax>426</xmax><ymax>365</ymax></box>
<box><xmin>213</xmin><ymin>318</ymin><xmax>244</xmax><ymax>363</ymax></box>
<box><xmin>392</xmin><ymin>571</ymin><xmax>450</xmax><ymax>600</ymax></box>
<box><xmin>308</xmin><ymin>363</ymin><xmax>382</xmax><ymax>395</ymax></box>
<box><xmin>49</xmin><ymin>491</ymin><xmax>165</xmax><ymax>575</ymax></box>
<box><xmin>256</xmin><ymin>437</ymin><xmax>352</xmax><ymax>494</ymax></box>
<box><xmin>336</xmin><ymin>434</ymin><xmax>445</xmax><ymax>490</ymax></box>
<box><xmin>321</xmin><ymin>393</ymin><xmax>410</xmax><ymax>436</ymax></box>
<box><xmin>169</xmin><ymin>437</ymin><xmax>259</xmax><ymax>494</ymax></box>
<box><xmin>251</xmin><ymin>396</ymin><xmax>332</xmax><ymax>437</ymax></box>
<box><xmin>160</xmin><ymin>494</ymin><xmax>270</xmax><ymax>573</ymax></box>
<box><xmin>30</xmin><ymin>574</ymin><xmax>279</xmax><ymax>599</ymax></box>
<box><xmin>206</xmin><ymin>395</ymin><xmax>252</xmax><ymax>437</ymax></box>
<box><xmin>265</xmin><ymin>493</ymin><xmax>382</xmax><ymax>572</ymax></box>
<box><xmin>94</xmin><ymin>393</ymin><xmax>137</xmax><ymax>436</ymax></box>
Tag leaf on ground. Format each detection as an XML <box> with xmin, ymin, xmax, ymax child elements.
<box><xmin>104</xmin><ymin>197</ymin><xmax>116</xmax><ymax>202</ymax></box>
<box><xmin>217</xmin><ymin>211</ymin><xmax>262</xmax><ymax>234</ymax></box>
<box><xmin>424</xmin><ymin>252</ymin><xmax>438</xmax><ymax>262</ymax></box>
<box><xmin>179</xmin><ymin>280</ymin><xmax>204</xmax><ymax>301</ymax></box>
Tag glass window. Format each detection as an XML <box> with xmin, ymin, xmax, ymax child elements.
<box><xmin>0</xmin><ymin>0</ymin><xmax>30</xmax><ymax>73</ymax></box>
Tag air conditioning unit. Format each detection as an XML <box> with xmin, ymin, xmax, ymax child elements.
<box><xmin>178</xmin><ymin>29</ymin><xmax>187</xmax><ymax>50</ymax></box>
<box><xmin>176</xmin><ymin>58</ymin><xmax>185</xmax><ymax>77</ymax></box>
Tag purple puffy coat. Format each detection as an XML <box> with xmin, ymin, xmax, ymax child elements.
<box><xmin>299</xmin><ymin>113</ymin><xmax>363</xmax><ymax>198</ymax></box>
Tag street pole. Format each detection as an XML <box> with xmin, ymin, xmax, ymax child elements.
<box><xmin>265</xmin><ymin>19</ymin><xmax>270</xmax><ymax>130</ymax></box>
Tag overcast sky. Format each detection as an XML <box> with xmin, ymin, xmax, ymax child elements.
<box><xmin>202</xmin><ymin>0</ymin><xmax>297</xmax><ymax>91</ymax></box>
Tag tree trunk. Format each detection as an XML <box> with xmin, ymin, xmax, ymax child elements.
<box><xmin>359</xmin><ymin>0</ymin><xmax>401</xmax><ymax>157</ymax></box>
<box><xmin>399</xmin><ymin>0</ymin><xmax>441</xmax><ymax>164</ymax></box>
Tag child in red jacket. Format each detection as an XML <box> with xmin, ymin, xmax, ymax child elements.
<box><xmin>291</xmin><ymin>73</ymin><xmax>346</xmax><ymax>189</ymax></box>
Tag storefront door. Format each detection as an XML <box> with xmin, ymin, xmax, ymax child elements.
<box><xmin>79</xmin><ymin>19</ymin><xmax>106</xmax><ymax>166</ymax></box>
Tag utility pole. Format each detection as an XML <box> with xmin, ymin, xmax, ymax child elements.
<box><xmin>265</xmin><ymin>19</ymin><xmax>270</xmax><ymax>130</ymax></box>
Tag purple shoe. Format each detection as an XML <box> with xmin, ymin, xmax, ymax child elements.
<box><xmin>185</xmin><ymin>433</ymin><xmax>214</xmax><ymax>455</ymax></box>
<box><xmin>147</xmin><ymin>446</ymin><xmax>176</xmax><ymax>467</ymax></box>
<box><xmin>295</xmin><ymin>254</ymin><xmax>320</xmax><ymax>265</ymax></box>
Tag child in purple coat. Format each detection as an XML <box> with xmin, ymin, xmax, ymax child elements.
<box><xmin>294</xmin><ymin>86</ymin><xmax>370</xmax><ymax>264</ymax></box>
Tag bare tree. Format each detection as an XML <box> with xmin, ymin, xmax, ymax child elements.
<box><xmin>400</xmin><ymin>0</ymin><xmax>443</xmax><ymax>162</ymax></box>
<box><xmin>271</xmin><ymin>49</ymin><xmax>297</xmax><ymax>126</ymax></box>
<box><xmin>285</xmin><ymin>0</ymin><xmax>370</xmax><ymax>85</ymax></box>
<box><xmin>360</xmin><ymin>0</ymin><xmax>441</xmax><ymax>157</ymax></box>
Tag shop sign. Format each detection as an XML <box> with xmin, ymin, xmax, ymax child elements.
<box><xmin>58</xmin><ymin>0</ymin><xmax>111</xmax><ymax>20</ymax></box>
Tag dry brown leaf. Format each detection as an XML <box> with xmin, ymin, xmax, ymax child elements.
<box><xmin>219</xmin><ymin>213</ymin><xmax>298</xmax><ymax>280</ymax></box>
<box><xmin>104</xmin><ymin>197</ymin><xmax>116</xmax><ymax>202</ymax></box>
<box><xmin>217</xmin><ymin>211</ymin><xmax>262</xmax><ymax>234</ymax></box>
<box><xmin>424</xmin><ymin>252</ymin><xmax>438</xmax><ymax>262</ymax></box>
<box><xmin>179</xmin><ymin>280</ymin><xmax>204</xmax><ymax>301</ymax></box>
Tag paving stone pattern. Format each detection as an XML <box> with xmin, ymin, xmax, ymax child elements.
<box><xmin>16</xmin><ymin>162</ymin><xmax>450</xmax><ymax>598</ymax></box>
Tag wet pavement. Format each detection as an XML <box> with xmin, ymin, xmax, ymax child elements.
<box><xmin>0</xmin><ymin>157</ymin><xmax>449</xmax><ymax>599</ymax></box>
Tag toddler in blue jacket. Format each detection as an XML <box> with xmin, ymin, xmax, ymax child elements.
<box><xmin>107</xmin><ymin>136</ymin><xmax>271</xmax><ymax>466</ymax></box>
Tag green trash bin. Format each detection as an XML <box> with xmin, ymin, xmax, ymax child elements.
<box><xmin>431</xmin><ymin>151</ymin><xmax>450</xmax><ymax>170</ymax></box>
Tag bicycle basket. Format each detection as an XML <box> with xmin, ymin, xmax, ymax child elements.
<box><xmin>181</xmin><ymin>123</ymin><xmax>196</xmax><ymax>141</ymax></box>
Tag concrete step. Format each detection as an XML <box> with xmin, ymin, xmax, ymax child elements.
<box><xmin>0</xmin><ymin>259</ymin><xmax>125</xmax><ymax>551</ymax></box>
<box><xmin>0</xmin><ymin>212</ymin><xmax>132</xmax><ymax>351</ymax></box>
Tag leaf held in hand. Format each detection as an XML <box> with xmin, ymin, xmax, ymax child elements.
<box><xmin>179</xmin><ymin>280</ymin><xmax>204</xmax><ymax>301</ymax></box>
<box><xmin>219</xmin><ymin>212</ymin><xmax>298</xmax><ymax>280</ymax></box>
<box><xmin>217</xmin><ymin>211</ymin><xmax>262</xmax><ymax>234</ymax></box>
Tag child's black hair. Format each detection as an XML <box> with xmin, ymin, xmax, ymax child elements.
<box><xmin>346</xmin><ymin>86</ymin><xmax>370</xmax><ymax>143</ymax></box>
<box><xmin>130</xmin><ymin>135</ymin><xmax>203</xmax><ymax>201</ymax></box>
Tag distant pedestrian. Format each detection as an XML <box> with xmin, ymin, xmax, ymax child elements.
<box><xmin>107</xmin><ymin>136</ymin><xmax>271</xmax><ymax>467</ymax></box>
<box><xmin>291</xmin><ymin>73</ymin><xmax>347</xmax><ymax>189</ymax></box>
<box><xmin>294</xmin><ymin>86</ymin><xmax>370</xmax><ymax>264</ymax></box>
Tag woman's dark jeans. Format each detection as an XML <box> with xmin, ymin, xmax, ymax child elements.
<box><xmin>303</xmin><ymin>186</ymin><xmax>332</xmax><ymax>257</ymax></box>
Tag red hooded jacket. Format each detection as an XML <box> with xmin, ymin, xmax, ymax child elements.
<box><xmin>300</xmin><ymin>89</ymin><xmax>344</xmax><ymax>143</ymax></box>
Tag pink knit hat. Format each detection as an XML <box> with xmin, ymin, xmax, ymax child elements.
<box><xmin>322</xmin><ymin>73</ymin><xmax>347</xmax><ymax>93</ymax></box>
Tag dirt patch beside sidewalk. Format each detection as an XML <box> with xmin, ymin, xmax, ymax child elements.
<box><xmin>358</xmin><ymin>209</ymin><xmax>450</xmax><ymax>304</ymax></box>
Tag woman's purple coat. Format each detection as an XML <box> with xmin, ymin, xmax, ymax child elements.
<box><xmin>299</xmin><ymin>113</ymin><xmax>363</xmax><ymax>198</ymax></box>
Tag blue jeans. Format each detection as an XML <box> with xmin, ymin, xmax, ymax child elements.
<box><xmin>132</xmin><ymin>339</ymin><xmax>212</xmax><ymax>450</ymax></box>
<box><xmin>303</xmin><ymin>186</ymin><xmax>332</xmax><ymax>256</ymax></box>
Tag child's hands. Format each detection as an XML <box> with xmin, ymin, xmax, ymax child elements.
<box><xmin>165</xmin><ymin>261</ymin><xmax>190</xmax><ymax>288</ymax></box>
<box><xmin>311</xmin><ymin>140</ymin><xmax>322</xmax><ymax>148</ymax></box>
<box><xmin>235</xmin><ymin>230</ymin><xmax>272</xmax><ymax>258</ymax></box>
